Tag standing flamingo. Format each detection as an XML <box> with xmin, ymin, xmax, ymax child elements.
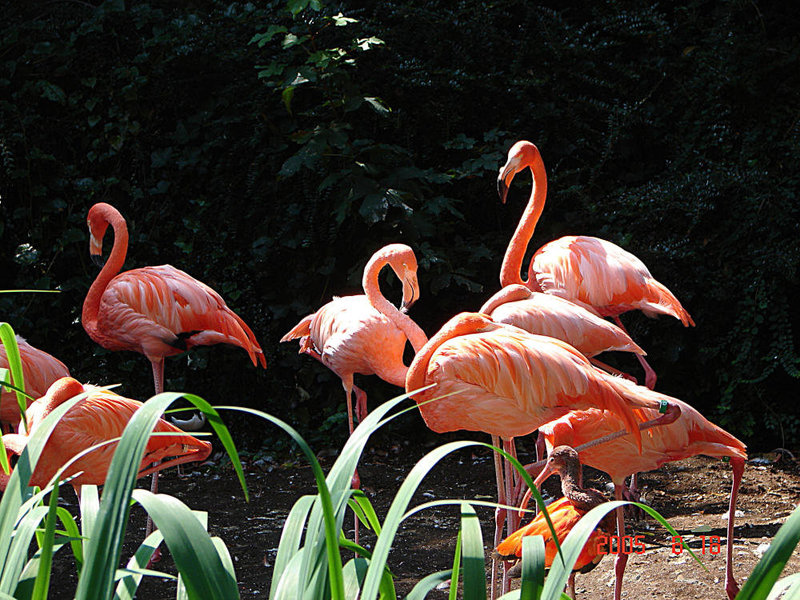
<box><xmin>404</xmin><ymin>312</ymin><xmax>681</xmax><ymax>597</ymax></box>
<box><xmin>531</xmin><ymin>395</ymin><xmax>746</xmax><ymax>600</ymax></box>
<box><xmin>1</xmin><ymin>335</ymin><xmax>70</xmax><ymax>431</ymax></box>
<box><xmin>479</xmin><ymin>284</ymin><xmax>644</xmax><ymax>382</ymax></box>
<box><xmin>281</xmin><ymin>243</ymin><xmax>428</xmax><ymax>439</ymax></box>
<box><xmin>0</xmin><ymin>377</ymin><xmax>211</xmax><ymax>495</ymax></box>
<box><xmin>497</xmin><ymin>446</ymin><xmax>614</xmax><ymax>599</ymax></box>
<box><xmin>497</xmin><ymin>140</ymin><xmax>694</xmax><ymax>389</ymax></box>
<box><xmin>81</xmin><ymin>202</ymin><xmax>264</xmax><ymax>552</ymax></box>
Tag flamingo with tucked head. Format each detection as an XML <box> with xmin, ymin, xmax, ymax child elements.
<box><xmin>497</xmin><ymin>140</ymin><xmax>694</xmax><ymax>389</ymax></box>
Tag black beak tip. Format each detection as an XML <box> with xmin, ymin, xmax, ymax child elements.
<box><xmin>497</xmin><ymin>179</ymin><xmax>508</xmax><ymax>204</ymax></box>
<box><xmin>91</xmin><ymin>254</ymin><xmax>106</xmax><ymax>268</ymax></box>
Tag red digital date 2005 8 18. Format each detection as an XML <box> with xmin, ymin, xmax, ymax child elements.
<box><xmin>596</xmin><ymin>535</ymin><xmax>722</xmax><ymax>555</ymax></box>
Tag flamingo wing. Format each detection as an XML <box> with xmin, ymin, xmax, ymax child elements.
<box><xmin>99</xmin><ymin>265</ymin><xmax>264</xmax><ymax>366</ymax></box>
<box><xmin>416</xmin><ymin>326</ymin><xmax>642</xmax><ymax>440</ymax></box>
<box><xmin>533</xmin><ymin>236</ymin><xmax>693</xmax><ymax>325</ymax></box>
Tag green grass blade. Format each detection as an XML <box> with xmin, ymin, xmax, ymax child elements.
<box><xmin>736</xmin><ymin>503</ymin><xmax>800</xmax><ymax>600</ymax></box>
<box><xmin>215</xmin><ymin>406</ymin><xmax>343</xmax><ymax>600</ymax></box>
<box><xmin>30</xmin><ymin>486</ymin><xmax>61</xmax><ymax>600</ymax></box>
<box><xmin>407</xmin><ymin>570</ymin><xmax>453</xmax><ymax>600</ymax></box>
<box><xmin>0</xmin><ymin>323</ymin><xmax>27</xmax><ymax>433</ymax></box>
<box><xmin>0</xmin><ymin>506</ymin><xmax>49</xmax><ymax>593</ymax></box>
<box><xmin>767</xmin><ymin>572</ymin><xmax>800</xmax><ymax>600</ymax></box>
<box><xmin>113</xmin><ymin>530</ymin><xmax>165</xmax><ymax>600</ymax></box>
<box><xmin>269</xmin><ymin>495</ymin><xmax>316</xmax><ymax>599</ymax></box>
<box><xmin>519</xmin><ymin>535</ymin><xmax>545</xmax><ymax>600</ymax></box>
<box><xmin>79</xmin><ymin>485</ymin><xmax>100</xmax><ymax>550</ymax></box>
<box><xmin>132</xmin><ymin>491</ymin><xmax>238</xmax><ymax>599</ymax></box>
<box><xmin>54</xmin><ymin>507</ymin><xmax>84</xmax><ymax>566</ymax></box>
<box><xmin>342</xmin><ymin>557</ymin><xmax>369</xmax><ymax>598</ymax></box>
<box><xmin>449</xmin><ymin>530</ymin><xmax>462</xmax><ymax>600</ymax></box>
<box><xmin>360</xmin><ymin>440</ymin><xmax>480</xmax><ymax>599</ymax></box>
<box><xmin>460</xmin><ymin>503</ymin><xmax>486</xmax><ymax>600</ymax></box>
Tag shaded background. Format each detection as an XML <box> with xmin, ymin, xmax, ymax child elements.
<box><xmin>2</xmin><ymin>0</ymin><xmax>798</xmax><ymax>453</ymax></box>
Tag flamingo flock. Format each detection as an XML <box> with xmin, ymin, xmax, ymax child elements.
<box><xmin>1</xmin><ymin>140</ymin><xmax>746</xmax><ymax>599</ymax></box>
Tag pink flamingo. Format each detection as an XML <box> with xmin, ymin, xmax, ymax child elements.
<box><xmin>404</xmin><ymin>312</ymin><xmax>681</xmax><ymax>597</ymax></box>
<box><xmin>0</xmin><ymin>377</ymin><xmax>211</xmax><ymax>495</ymax></box>
<box><xmin>479</xmin><ymin>284</ymin><xmax>644</xmax><ymax>382</ymax></box>
<box><xmin>529</xmin><ymin>394</ymin><xmax>746</xmax><ymax>600</ymax></box>
<box><xmin>1</xmin><ymin>335</ymin><xmax>70</xmax><ymax>431</ymax></box>
<box><xmin>497</xmin><ymin>140</ymin><xmax>694</xmax><ymax>389</ymax></box>
<box><xmin>81</xmin><ymin>202</ymin><xmax>264</xmax><ymax>554</ymax></box>
<box><xmin>281</xmin><ymin>243</ymin><xmax>428</xmax><ymax>439</ymax></box>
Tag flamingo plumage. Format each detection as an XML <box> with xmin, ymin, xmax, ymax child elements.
<box><xmin>404</xmin><ymin>312</ymin><xmax>681</xmax><ymax>597</ymax></box>
<box><xmin>479</xmin><ymin>284</ymin><xmax>644</xmax><ymax>382</ymax></box>
<box><xmin>497</xmin><ymin>140</ymin><xmax>694</xmax><ymax>389</ymax></box>
<box><xmin>0</xmin><ymin>335</ymin><xmax>70</xmax><ymax>431</ymax></box>
<box><xmin>0</xmin><ymin>377</ymin><xmax>211</xmax><ymax>494</ymax></box>
<box><xmin>534</xmin><ymin>395</ymin><xmax>746</xmax><ymax>600</ymax></box>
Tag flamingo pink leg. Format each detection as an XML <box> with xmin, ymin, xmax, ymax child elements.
<box><xmin>613</xmin><ymin>317</ymin><xmax>656</xmax><ymax>389</ymax></box>
<box><xmin>725</xmin><ymin>458</ymin><xmax>744</xmax><ymax>600</ymax></box>
<box><xmin>613</xmin><ymin>485</ymin><xmax>628</xmax><ymax>600</ymax></box>
<box><xmin>145</xmin><ymin>358</ymin><xmax>165</xmax><ymax>566</ymax></box>
<box><xmin>589</xmin><ymin>358</ymin><xmax>637</xmax><ymax>384</ymax></box>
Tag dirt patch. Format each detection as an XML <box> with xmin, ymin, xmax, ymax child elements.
<box><xmin>45</xmin><ymin>439</ymin><xmax>800</xmax><ymax>599</ymax></box>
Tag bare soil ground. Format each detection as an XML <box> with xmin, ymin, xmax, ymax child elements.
<box><xmin>47</xmin><ymin>437</ymin><xmax>800</xmax><ymax>599</ymax></box>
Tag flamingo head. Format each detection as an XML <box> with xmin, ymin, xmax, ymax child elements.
<box><xmin>87</xmin><ymin>203</ymin><xmax>113</xmax><ymax>266</ymax></box>
<box><xmin>26</xmin><ymin>377</ymin><xmax>87</xmax><ymax>432</ymax></box>
<box><xmin>497</xmin><ymin>140</ymin><xmax>541</xmax><ymax>204</ymax></box>
<box><xmin>384</xmin><ymin>244</ymin><xmax>420</xmax><ymax>312</ymax></box>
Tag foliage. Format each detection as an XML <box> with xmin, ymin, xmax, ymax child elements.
<box><xmin>1</xmin><ymin>0</ymin><xmax>799</xmax><ymax>448</ymax></box>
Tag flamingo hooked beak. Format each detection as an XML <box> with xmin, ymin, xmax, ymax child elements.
<box><xmin>401</xmin><ymin>273</ymin><xmax>419</xmax><ymax>312</ymax></box>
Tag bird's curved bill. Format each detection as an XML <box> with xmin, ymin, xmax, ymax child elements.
<box><xmin>401</xmin><ymin>274</ymin><xmax>419</xmax><ymax>312</ymax></box>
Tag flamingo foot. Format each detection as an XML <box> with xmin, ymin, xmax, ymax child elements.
<box><xmin>725</xmin><ymin>579</ymin><xmax>740</xmax><ymax>600</ymax></box>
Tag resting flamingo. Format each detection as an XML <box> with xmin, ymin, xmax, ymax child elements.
<box><xmin>529</xmin><ymin>395</ymin><xmax>746</xmax><ymax>600</ymax></box>
<box><xmin>1</xmin><ymin>335</ymin><xmax>70</xmax><ymax>431</ymax></box>
<box><xmin>281</xmin><ymin>243</ymin><xmax>428</xmax><ymax>440</ymax></box>
<box><xmin>497</xmin><ymin>446</ymin><xmax>614</xmax><ymax>599</ymax></box>
<box><xmin>479</xmin><ymin>284</ymin><xmax>644</xmax><ymax>383</ymax></box>
<box><xmin>81</xmin><ymin>202</ymin><xmax>264</xmax><ymax>551</ymax></box>
<box><xmin>0</xmin><ymin>377</ymin><xmax>211</xmax><ymax>495</ymax></box>
<box><xmin>497</xmin><ymin>140</ymin><xmax>694</xmax><ymax>389</ymax></box>
<box><xmin>404</xmin><ymin>312</ymin><xmax>681</xmax><ymax>597</ymax></box>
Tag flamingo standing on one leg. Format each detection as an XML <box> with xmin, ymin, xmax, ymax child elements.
<box><xmin>497</xmin><ymin>140</ymin><xmax>694</xmax><ymax>389</ymax></box>
<box><xmin>0</xmin><ymin>377</ymin><xmax>211</xmax><ymax>496</ymax></box>
<box><xmin>404</xmin><ymin>312</ymin><xmax>681</xmax><ymax>597</ymax></box>
<box><xmin>497</xmin><ymin>446</ymin><xmax>615</xmax><ymax>599</ymax></box>
<box><xmin>530</xmin><ymin>395</ymin><xmax>746</xmax><ymax>600</ymax></box>
<box><xmin>1</xmin><ymin>335</ymin><xmax>70</xmax><ymax>432</ymax></box>
<box><xmin>81</xmin><ymin>202</ymin><xmax>265</xmax><ymax>553</ymax></box>
<box><xmin>281</xmin><ymin>244</ymin><xmax>428</xmax><ymax>542</ymax></box>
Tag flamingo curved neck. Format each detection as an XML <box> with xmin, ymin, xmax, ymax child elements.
<box><xmin>499</xmin><ymin>157</ymin><xmax>548</xmax><ymax>289</ymax></box>
<box><xmin>82</xmin><ymin>206</ymin><xmax>129</xmax><ymax>340</ymax></box>
<box><xmin>405</xmin><ymin>317</ymin><xmax>476</xmax><ymax>399</ymax></box>
<box><xmin>362</xmin><ymin>256</ymin><xmax>428</xmax><ymax>357</ymax></box>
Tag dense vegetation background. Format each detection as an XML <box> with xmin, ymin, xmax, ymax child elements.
<box><xmin>1</xmin><ymin>0</ymin><xmax>798</xmax><ymax>453</ymax></box>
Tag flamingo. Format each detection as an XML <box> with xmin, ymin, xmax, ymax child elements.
<box><xmin>479</xmin><ymin>284</ymin><xmax>645</xmax><ymax>383</ymax></box>
<box><xmin>81</xmin><ymin>202</ymin><xmax>264</xmax><ymax>552</ymax></box>
<box><xmin>530</xmin><ymin>395</ymin><xmax>746</xmax><ymax>600</ymax></box>
<box><xmin>404</xmin><ymin>312</ymin><xmax>681</xmax><ymax>597</ymax></box>
<box><xmin>497</xmin><ymin>446</ymin><xmax>615</xmax><ymax>599</ymax></box>
<box><xmin>497</xmin><ymin>140</ymin><xmax>694</xmax><ymax>389</ymax></box>
<box><xmin>1</xmin><ymin>335</ymin><xmax>70</xmax><ymax>431</ymax></box>
<box><xmin>0</xmin><ymin>377</ymin><xmax>211</xmax><ymax>495</ymax></box>
<box><xmin>281</xmin><ymin>243</ymin><xmax>428</xmax><ymax>440</ymax></box>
